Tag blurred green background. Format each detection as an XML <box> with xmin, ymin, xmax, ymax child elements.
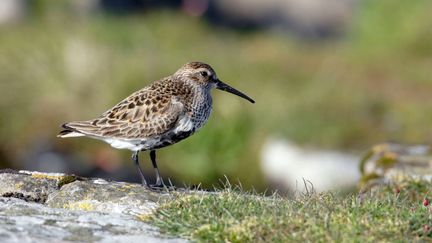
<box><xmin>0</xmin><ymin>0</ymin><xmax>431</xmax><ymax>191</ymax></box>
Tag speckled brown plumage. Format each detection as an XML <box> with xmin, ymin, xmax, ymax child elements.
<box><xmin>64</xmin><ymin>79</ymin><xmax>189</xmax><ymax>139</ymax></box>
<box><xmin>58</xmin><ymin>62</ymin><xmax>254</xmax><ymax>188</ymax></box>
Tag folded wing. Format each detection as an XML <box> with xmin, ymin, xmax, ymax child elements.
<box><xmin>59</xmin><ymin>89</ymin><xmax>185</xmax><ymax>140</ymax></box>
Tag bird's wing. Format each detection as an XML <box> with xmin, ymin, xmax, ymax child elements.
<box><xmin>61</xmin><ymin>88</ymin><xmax>186</xmax><ymax>139</ymax></box>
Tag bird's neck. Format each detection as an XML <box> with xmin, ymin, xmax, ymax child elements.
<box><xmin>177</xmin><ymin>80</ymin><xmax>212</xmax><ymax>113</ymax></box>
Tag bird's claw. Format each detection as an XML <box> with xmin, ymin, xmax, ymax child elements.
<box><xmin>147</xmin><ymin>183</ymin><xmax>176</xmax><ymax>191</ymax></box>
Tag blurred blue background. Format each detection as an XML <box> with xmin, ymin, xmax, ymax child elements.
<box><xmin>0</xmin><ymin>0</ymin><xmax>431</xmax><ymax>192</ymax></box>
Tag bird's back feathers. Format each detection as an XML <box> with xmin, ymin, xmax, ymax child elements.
<box><xmin>58</xmin><ymin>79</ymin><xmax>190</xmax><ymax>141</ymax></box>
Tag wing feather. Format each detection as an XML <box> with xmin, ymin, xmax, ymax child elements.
<box><xmin>61</xmin><ymin>88</ymin><xmax>185</xmax><ymax>139</ymax></box>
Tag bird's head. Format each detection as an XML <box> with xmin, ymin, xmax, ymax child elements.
<box><xmin>174</xmin><ymin>62</ymin><xmax>255</xmax><ymax>103</ymax></box>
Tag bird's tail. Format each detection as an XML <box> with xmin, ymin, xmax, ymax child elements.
<box><xmin>57</xmin><ymin>121</ymin><xmax>97</xmax><ymax>138</ymax></box>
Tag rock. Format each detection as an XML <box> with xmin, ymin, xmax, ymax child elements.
<box><xmin>47</xmin><ymin>179</ymin><xmax>170</xmax><ymax>216</ymax></box>
<box><xmin>0</xmin><ymin>197</ymin><xmax>184</xmax><ymax>243</ymax></box>
<box><xmin>359</xmin><ymin>143</ymin><xmax>432</xmax><ymax>190</ymax></box>
<box><xmin>0</xmin><ymin>169</ymin><xmax>187</xmax><ymax>242</ymax></box>
<box><xmin>0</xmin><ymin>170</ymin><xmax>79</xmax><ymax>203</ymax></box>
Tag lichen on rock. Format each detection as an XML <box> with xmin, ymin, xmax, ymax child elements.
<box><xmin>46</xmin><ymin>179</ymin><xmax>170</xmax><ymax>216</ymax></box>
<box><xmin>0</xmin><ymin>169</ymin><xmax>187</xmax><ymax>242</ymax></box>
<box><xmin>359</xmin><ymin>143</ymin><xmax>432</xmax><ymax>190</ymax></box>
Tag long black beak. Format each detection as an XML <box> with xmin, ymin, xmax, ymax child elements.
<box><xmin>215</xmin><ymin>80</ymin><xmax>255</xmax><ymax>103</ymax></box>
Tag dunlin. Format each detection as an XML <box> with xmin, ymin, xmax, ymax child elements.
<box><xmin>58</xmin><ymin>62</ymin><xmax>254</xmax><ymax>188</ymax></box>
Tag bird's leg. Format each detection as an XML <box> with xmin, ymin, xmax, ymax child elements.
<box><xmin>132</xmin><ymin>151</ymin><xmax>147</xmax><ymax>187</ymax></box>
<box><xmin>150</xmin><ymin>150</ymin><xmax>165</xmax><ymax>188</ymax></box>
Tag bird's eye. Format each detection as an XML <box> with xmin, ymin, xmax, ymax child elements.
<box><xmin>200</xmin><ymin>71</ymin><xmax>208</xmax><ymax>77</ymax></box>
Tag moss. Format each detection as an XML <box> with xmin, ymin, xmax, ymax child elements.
<box><xmin>136</xmin><ymin>214</ymin><xmax>152</xmax><ymax>221</ymax></box>
<box><xmin>358</xmin><ymin>172</ymin><xmax>381</xmax><ymax>189</ymax></box>
<box><xmin>57</xmin><ymin>175</ymin><xmax>78</xmax><ymax>188</ymax></box>
<box><xmin>64</xmin><ymin>201</ymin><xmax>95</xmax><ymax>211</ymax></box>
<box><xmin>14</xmin><ymin>182</ymin><xmax>24</xmax><ymax>190</ymax></box>
<box><xmin>119</xmin><ymin>184</ymin><xmax>137</xmax><ymax>192</ymax></box>
<box><xmin>375</xmin><ymin>152</ymin><xmax>397</xmax><ymax>168</ymax></box>
<box><xmin>30</xmin><ymin>174</ymin><xmax>64</xmax><ymax>180</ymax></box>
<box><xmin>30</xmin><ymin>173</ymin><xmax>78</xmax><ymax>188</ymax></box>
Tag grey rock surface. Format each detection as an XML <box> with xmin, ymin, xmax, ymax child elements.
<box><xmin>46</xmin><ymin>179</ymin><xmax>170</xmax><ymax>216</ymax></box>
<box><xmin>359</xmin><ymin>143</ymin><xmax>432</xmax><ymax>189</ymax></box>
<box><xmin>0</xmin><ymin>170</ymin><xmax>63</xmax><ymax>203</ymax></box>
<box><xmin>0</xmin><ymin>197</ymin><xmax>184</xmax><ymax>243</ymax></box>
<box><xmin>0</xmin><ymin>169</ymin><xmax>187</xmax><ymax>243</ymax></box>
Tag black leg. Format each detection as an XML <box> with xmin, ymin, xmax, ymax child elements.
<box><xmin>132</xmin><ymin>151</ymin><xmax>147</xmax><ymax>187</ymax></box>
<box><xmin>150</xmin><ymin>150</ymin><xmax>165</xmax><ymax>187</ymax></box>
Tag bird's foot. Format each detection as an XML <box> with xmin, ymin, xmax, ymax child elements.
<box><xmin>140</xmin><ymin>179</ymin><xmax>148</xmax><ymax>187</ymax></box>
<box><xmin>147</xmin><ymin>182</ymin><xmax>176</xmax><ymax>192</ymax></box>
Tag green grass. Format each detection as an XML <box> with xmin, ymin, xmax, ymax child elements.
<box><xmin>147</xmin><ymin>178</ymin><xmax>432</xmax><ymax>242</ymax></box>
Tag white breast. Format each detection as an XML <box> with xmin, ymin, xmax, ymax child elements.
<box><xmin>174</xmin><ymin>115</ymin><xmax>195</xmax><ymax>133</ymax></box>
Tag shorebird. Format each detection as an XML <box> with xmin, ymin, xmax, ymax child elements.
<box><xmin>58</xmin><ymin>62</ymin><xmax>254</xmax><ymax>188</ymax></box>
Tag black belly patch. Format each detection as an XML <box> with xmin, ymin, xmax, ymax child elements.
<box><xmin>144</xmin><ymin>129</ymin><xmax>195</xmax><ymax>150</ymax></box>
